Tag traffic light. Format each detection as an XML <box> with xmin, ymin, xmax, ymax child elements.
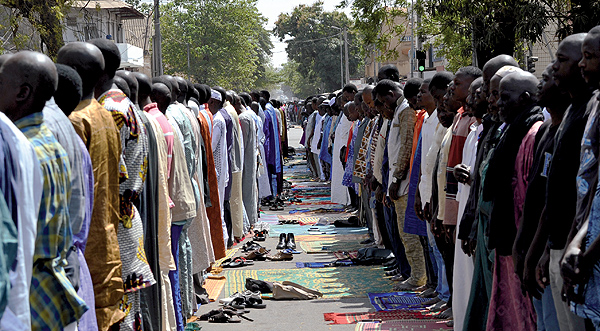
<box><xmin>416</xmin><ymin>50</ymin><xmax>426</xmax><ymax>72</ymax></box>
<box><xmin>527</xmin><ymin>56</ymin><xmax>538</xmax><ymax>73</ymax></box>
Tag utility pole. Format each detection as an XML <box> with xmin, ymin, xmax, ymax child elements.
<box><xmin>410</xmin><ymin>0</ymin><xmax>415</xmax><ymax>78</ymax></box>
<box><xmin>339</xmin><ymin>33</ymin><xmax>343</xmax><ymax>89</ymax></box>
<box><xmin>416</xmin><ymin>8</ymin><xmax>423</xmax><ymax>78</ymax></box>
<box><xmin>152</xmin><ymin>0</ymin><xmax>163</xmax><ymax>77</ymax></box>
<box><xmin>187</xmin><ymin>43</ymin><xmax>191</xmax><ymax>79</ymax></box>
<box><xmin>343</xmin><ymin>27</ymin><xmax>349</xmax><ymax>85</ymax></box>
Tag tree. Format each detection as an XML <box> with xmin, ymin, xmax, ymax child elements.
<box><xmin>344</xmin><ymin>0</ymin><xmax>599</xmax><ymax>70</ymax></box>
<box><xmin>274</xmin><ymin>1</ymin><xmax>362</xmax><ymax>95</ymax></box>
<box><xmin>160</xmin><ymin>0</ymin><xmax>272</xmax><ymax>91</ymax></box>
<box><xmin>0</xmin><ymin>0</ymin><xmax>70</xmax><ymax>57</ymax></box>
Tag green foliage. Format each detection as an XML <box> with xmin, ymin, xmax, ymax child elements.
<box><xmin>339</xmin><ymin>0</ymin><xmax>409</xmax><ymax>61</ymax></box>
<box><xmin>345</xmin><ymin>0</ymin><xmax>599</xmax><ymax>70</ymax></box>
<box><xmin>0</xmin><ymin>0</ymin><xmax>71</xmax><ymax>57</ymax></box>
<box><xmin>274</xmin><ymin>1</ymin><xmax>362</xmax><ymax>95</ymax></box>
<box><xmin>160</xmin><ymin>0</ymin><xmax>273</xmax><ymax>91</ymax></box>
<box><xmin>279</xmin><ymin>60</ymin><xmax>321</xmax><ymax>97</ymax></box>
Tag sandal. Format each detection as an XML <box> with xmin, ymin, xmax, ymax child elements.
<box><xmin>243</xmin><ymin>247</ymin><xmax>270</xmax><ymax>261</ymax></box>
<box><xmin>228</xmin><ymin>257</ymin><xmax>254</xmax><ymax>268</ymax></box>
<box><xmin>242</xmin><ymin>290</ymin><xmax>267</xmax><ymax>309</ymax></box>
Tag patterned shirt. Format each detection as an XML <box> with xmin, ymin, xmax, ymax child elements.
<box><xmin>15</xmin><ymin>112</ymin><xmax>88</xmax><ymax>330</ymax></box>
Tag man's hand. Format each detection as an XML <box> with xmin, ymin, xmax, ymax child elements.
<box><xmin>461</xmin><ymin>239</ymin><xmax>476</xmax><ymax>257</ymax></box>
<box><xmin>423</xmin><ymin>202</ymin><xmax>432</xmax><ymax>222</ymax></box>
<box><xmin>561</xmin><ymin>241</ymin><xmax>588</xmax><ymax>288</ymax></box>
<box><xmin>443</xmin><ymin>225</ymin><xmax>456</xmax><ymax>244</ymax></box>
<box><xmin>453</xmin><ymin>164</ymin><xmax>472</xmax><ymax>185</ymax></box>
<box><xmin>432</xmin><ymin>219</ymin><xmax>443</xmax><ymax>237</ymax></box>
<box><xmin>415</xmin><ymin>195</ymin><xmax>424</xmax><ymax>220</ymax></box>
<box><xmin>375</xmin><ymin>185</ymin><xmax>385</xmax><ymax>203</ymax></box>
<box><xmin>389</xmin><ymin>181</ymin><xmax>400</xmax><ymax>201</ymax></box>
<box><xmin>536</xmin><ymin>249</ymin><xmax>551</xmax><ymax>290</ymax></box>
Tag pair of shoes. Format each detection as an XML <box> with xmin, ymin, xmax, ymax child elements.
<box><xmin>242</xmin><ymin>240</ymin><xmax>264</xmax><ymax>252</ymax></box>
<box><xmin>276</xmin><ymin>233</ymin><xmax>296</xmax><ymax>250</ymax></box>
<box><xmin>385</xmin><ymin>268</ymin><xmax>400</xmax><ymax>277</ymax></box>
<box><xmin>243</xmin><ymin>247</ymin><xmax>270</xmax><ymax>261</ymax></box>
<box><xmin>245</xmin><ymin>278</ymin><xmax>273</xmax><ymax>293</ymax></box>
<box><xmin>253</xmin><ymin>230</ymin><xmax>268</xmax><ymax>241</ymax></box>
<box><xmin>266</xmin><ymin>251</ymin><xmax>294</xmax><ymax>261</ymax></box>
<box><xmin>418</xmin><ymin>287</ymin><xmax>438</xmax><ymax>298</ymax></box>
<box><xmin>360</xmin><ymin>238</ymin><xmax>375</xmax><ymax>245</ymax></box>
<box><xmin>222</xmin><ymin>257</ymin><xmax>254</xmax><ymax>268</ymax></box>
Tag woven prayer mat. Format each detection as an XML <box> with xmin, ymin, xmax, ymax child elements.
<box><xmin>213</xmin><ymin>248</ymin><xmax>239</xmax><ymax>268</ymax></box>
<box><xmin>204</xmin><ymin>275</ymin><xmax>226</xmax><ymax>302</ymax></box>
<box><xmin>333</xmin><ymin>251</ymin><xmax>360</xmax><ymax>260</ymax></box>
<box><xmin>295</xmin><ymin>261</ymin><xmax>354</xmax><ymax>268</ymax></box>
<box><xmin>268</xmin><ymin>224</ymin><xmax>368</xmax><ymax>237</ymax></box>
<box><xmin>295</xmin><ymin>234</ymin><xmax>368</xmax><ymax>242</ymax></box>
<box><xmin>354</xmin><ymin>320</ymin><xmax>453</xmax><ymax>331</ymax></box>
<box><xmin>277</xmin><ymin>214</ymin><xmax>356</xmax><ymax>226</ymax></box>
<box><xmin>323</xmin><ymin>310</ymin><xmax>443</xmax><ymax>325</ymax></box>
<box><xmin>299</xmin><ymin>239</ymin><xmax>366</xmax><ymax>254</ymax></box>
<box><xmin>223</xmin><ymin>266</ymin><xmax>393</xmax><ymax>298</ymax></box>
<box><xmin>368</xmin><ymin>292</ymin><xmax>432</xmax><ymax>311</ymax></box>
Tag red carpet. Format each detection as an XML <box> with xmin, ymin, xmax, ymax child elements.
<box><xmin>324</xmin><ymin>310</ymin><xmax>443</xmax><ymax>325</ymax></box>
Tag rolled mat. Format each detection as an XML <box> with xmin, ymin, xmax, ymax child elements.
<box><xmin>323</xmin><ymin>310</ymin><xmax>443</xmax><ymax>325</ymax></box>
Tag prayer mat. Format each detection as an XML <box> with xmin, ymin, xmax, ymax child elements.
<box><xmin>354</xmin><ymin>320</ymin><xmax>452</xmax><ymax>331</ymax></box>
<box><xmin>204</xmin><ymin>275</ymin><xmax>226</xmax><ymax>302</ymax></box>
<box><xmin>223</xmin><ymin>266</ymin><xmax>393</xmax><ymax>298</ymax></box>
<box><xmin>295</xmin><ymin>234</ymin><xmax>368</xmax><ymax>242</ymax></box>
<box><xmin>333</xmin><ymin>251</ymin><xmax>359</xmax><ymax>260</ymax></box>
<box><xmin>213</xmin><ymin>248</ymin><xmax>239</xmax><ymax>268</ymax></box>
<box><xmin>299</xmin><ymin>240</ymin><xmax>365</xmax><ymax>254</ymax></box>
<box><xmin>323</xmin><ymin>310</ymin><xmax>443</xmax><ymax>325</ymax></box>
<box><xmin>368</xmin><ymin>292</ymin><xmax>432</xmax><ymax>311</ymax></box>
<box><xmin>269</xmin><ymin>224</ymin><xmax>368</xmax><ymax>237</ymax></box>
<box><xmin>295</xmin><ymin>261</ymin><xmax>354</xmax><ymax>268</ymax></box>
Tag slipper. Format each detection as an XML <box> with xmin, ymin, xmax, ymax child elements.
<box><xmin>242</xmin><ymin>291</ymin><xmax>267</xmax><ymax>309</ymax></box>
<box><xmin>227</xmin><ymin>257</ymin><xmax>254</xmax><ymax>268</ymax></box>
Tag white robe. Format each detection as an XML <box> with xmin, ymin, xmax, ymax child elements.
<box><xmin>452</xmin><ymin>122</ymin><xmax>481</xmax><ymax>331</ymax></box>
<box><xmin>331</xmin><ymin>114</ymin><xmax>352</xmax><ymax>205</ymax></box>
<box><xmin>211</xmin><ymin>111</ymin><xmax>229</xmax><ymax>246</ymax></box>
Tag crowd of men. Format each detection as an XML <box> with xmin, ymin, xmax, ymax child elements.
<box><xmin>0</xmin><ymin>39</ymin><xmax>289</xmax><ymax>331</ymax></box>
<box><xmin>301</xmin><ymin>26</ymin><xmax>600</xmax><ymax>330</ymax></box>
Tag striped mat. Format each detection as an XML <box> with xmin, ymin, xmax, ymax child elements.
<box><xmin>368</xmin><ymin>292</ymin><xmax>432</xmax><ymax>311</ymax></box>
<box><xmin>354</xmin><ymin>320</ymin><xmax>452</xmax><ymax>330</ymax></box>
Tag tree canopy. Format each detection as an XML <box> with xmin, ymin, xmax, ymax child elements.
<box><xmin>343</xmin><ymin>0</ymin><xmax>600</xmax><ymax>70</ymax></box>
<box><xmin>160</xmin><ymin>0</ymin><xmax>274</xmax><ymax>90</ymax></box>
<box><xmin>274</xmin><ymin>1</ymin><xmax>362</xmax><ymax>96</ymax></box>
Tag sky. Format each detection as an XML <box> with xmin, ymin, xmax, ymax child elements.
<box><xmin>256</xmin><ymin>0</ymin><xmax>352</xmax><ymax>68</ymax></box>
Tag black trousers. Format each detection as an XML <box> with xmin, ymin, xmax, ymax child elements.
<box><xmin>224</xmin><ymin>200</ymin><xmax>233</xmax><ymax>247</ymax></box>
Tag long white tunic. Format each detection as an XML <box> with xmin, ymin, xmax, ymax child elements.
<box><xmin>331</xmin><ymin>114</ymin><xmax>352</xmax><ymax>205</ymax></box>
<box><xmin>211</xmin><ymin>111</ymin><xmax>229</xmax><ymax>246</ymax></box>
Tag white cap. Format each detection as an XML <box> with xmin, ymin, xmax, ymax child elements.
<box><xmin>210</xmin><ymin>89</ymin><xmax>222</xmax><ymax>102</ymax></box>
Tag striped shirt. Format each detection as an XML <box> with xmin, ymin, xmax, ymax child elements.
<box><xmin>15</xmin><ymin>111</ymin><xmax>88</xmax><ymax>330</ymax></box>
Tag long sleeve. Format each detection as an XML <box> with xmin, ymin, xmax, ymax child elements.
<box><xmin>392</xmin><ymin>108</ymin><xmax>415</xmax><ymax>180</ymax></box>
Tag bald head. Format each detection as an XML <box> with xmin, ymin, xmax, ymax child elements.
<box><xmin>175</xmin><ymin>77</ymin><xmax>187</xmax><ymax>103</ymax></box>
<box><xmin>553</xmin><ymin>33</ymin><xmax>587</xmax><ymax>92</ymax></box>
<box><xmin>134</xmin><ymin>72</ymin><xmax>152</xmax><ymax>107</ymax></box>
<box><xmin>57</xmin><ymin>42</ymin><xmax>105</xmax><ymax>100</ymax></box>
<box><xmin>482</xmin><ymin>55</ymin><xmax>518</xmax><ymax>95</ymax></box>
<box><xmin>0</xmin><ymin>51</ymin><xmax>58</xmax><ymax>120</ymax></box>
<box><xmin>151</xmin><ymin>82</ymin><xmax>171</xmax><ymax>114</ymax></box>
<box><xmin>116</xmin><ymin>70</ymin><xmax>138</xmax><ymax>106</ymax></box>
<box><xmin>162</xmin><ymin>75</ymin><xmax>179</xmax><ymax>103</ymax></box>
<box><xmin>113</xmin><ymin>75</ymin><xmax>130</xmax><ymax>99</ymax></box>
<box><xmin>497</xmin><ymin>71</ymin><xmax>539</xmax><ymax>123</ymax></box>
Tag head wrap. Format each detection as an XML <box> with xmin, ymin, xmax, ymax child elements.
<box><xmin>210</xmin><ymin>89</ymin><xmax>222</xmax><ymax>101</ymax></box>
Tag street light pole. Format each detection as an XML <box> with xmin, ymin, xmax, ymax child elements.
<box><xmin>339</xmin><ymin>35</ymin><xmax>343</xmax><ymax>89</ymax></box>
<box><xmin>152</xmin><ymin>0</ymin><xmax>163</xmax><ymax>77</ymax></box>
<box><xmin>343</xmin><ymin>27</ymin><xmax>349</xmax><ymax>85</ymax></box>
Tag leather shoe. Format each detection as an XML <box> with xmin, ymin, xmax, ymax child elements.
<box><xmin>286</xmin><ymin>233</ymin><xmax>296</xmax><ymax>250</ymax></box>
<box><xmin>385</xmin><ymin>268</ymin><xmax>400</xmax><ymax>277</ymax></box>
<box><xmin>276</xmin><ymin>233</ymin><xmax>286</xmax><ymax>250</ymax></box>
<box><xmin>422</xmin><ymin>296</ymin><xmax>441</xmax><ymax>306</ymax></box>
<box><xmin>418</xmin><ymin>288</ymin><xmax>438</xmax><ymax>298</ymax></box>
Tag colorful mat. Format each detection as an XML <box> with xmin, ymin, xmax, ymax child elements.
<box><xmin>295</xmin><ymin>234</ymin><xmax>368</xmax><ymax>242</ymax></box>
<box><xmin>299</xmin><ymin>239</ymin><xmax>366</xmax><ymax>254</ymax></box>
<box><xmin>268</xmin><ymin>224</ymin><xmax>368</xmax><ymax>237</ymax></box>
<box><xmin>333</xmin><ymin>250</ymin><xmax>360</xmax><ymax>260</ymax></box>
<box><xmin>223</xmin><ymin>266</ymin><xmax>393</xmax><ymax>298</ymax></box>
<box><xmin>204</xmin><ymin>275</ymin><xmax>226</xmax><ymax>302</ymax></box>
<box><xmin>324</xmin><ymin>310</ymin><xmax>443</xmax><ymax>325</ymax></box>
<box><xmin>295</xmin><ymin>261</ymin><xmax>354</xmax><ymax>268</ymax></box>
<box><xmin>368</xmin><ymin>292</ymin><xmax>432</xmax><ymax>311</ymax></box>
<box><xmin>354</xmin><ymin>320</ymin><xmax>453</xmax><ymax>330</ymax></box>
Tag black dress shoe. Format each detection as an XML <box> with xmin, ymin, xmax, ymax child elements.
<box><xmin>286</xmin><ymin>233</ymin><xmax>296</xmax><ymax>250</ymax></box>
<box><xmin>276</xmin><ymin>233</ymin><xmax>286</xmax><ymax>249</ymax></box>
